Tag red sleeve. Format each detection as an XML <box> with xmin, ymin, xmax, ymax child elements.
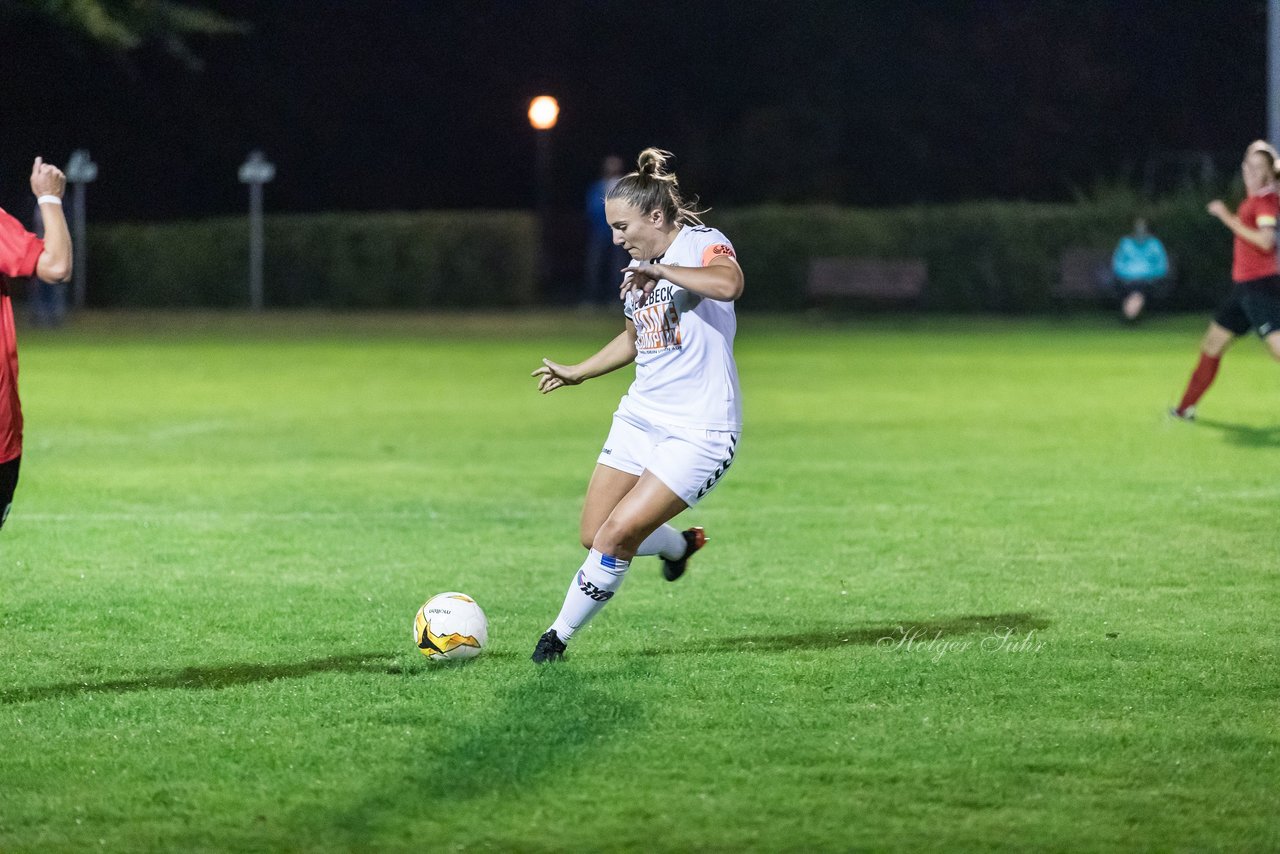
<box><xmin>0</xmin><ymin>207</ymin><xmax>44</xmax><ymax>278</ymax></box>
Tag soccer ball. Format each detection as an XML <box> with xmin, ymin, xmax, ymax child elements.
<box><xmin>413</xmin><ymin>592</ymin><xmax>488</xmax><ymax>661</ymax></box>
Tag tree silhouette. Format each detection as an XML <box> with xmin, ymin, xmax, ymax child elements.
<box><xmin>14</xmin><ymin>0</ymin><xmax>246</xmax><ymax>69</ymax></box>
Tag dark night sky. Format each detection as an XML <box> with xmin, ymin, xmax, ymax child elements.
<box><xmin>0</xmin><ymin>0</ymin><xmax>1270</xmax><ymax>221</ymax></box>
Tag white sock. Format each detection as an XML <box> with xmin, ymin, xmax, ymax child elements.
<box><xmin>549</xmin><ymin>549</ymin><xmax>630</xmax><ymax>641</ymax></box>
<box><xmin>635</xmin><ymin>524</ymin><xmax>686</xmax><ymax>560</ymax></box>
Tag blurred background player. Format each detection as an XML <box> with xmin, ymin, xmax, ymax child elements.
<box><xmin>578</xmin><ymin>155</ymin><xmax>628</xmax><ymax>307</ymax></box>
<box><xmin>1172</xmin><ymin>140</ymin><xmax>1280</xmax><ymax>420</ymax></box>
<box><xmin>530</xmin><ymin>148</ymin><xmax>743</xmax><ymax>662</ymax></box>
<box><xmin>0</xmin><ymin>157</ymin><xmax>73</xmax><ymax>531</ymax></box>
<box><xmin>1109</xmin><ymin>217</ymin><xmax>1168</xmax><ymax>322</ymax></box>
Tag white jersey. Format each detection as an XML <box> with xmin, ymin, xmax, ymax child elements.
<box><xmin>621</xmin><ymin>225</ymin><xmax>742</xmax><ymax>431</ymax></box>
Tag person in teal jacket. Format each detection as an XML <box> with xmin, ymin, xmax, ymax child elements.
<box><xmin>1110</xmin><ymin>217</ymin><xmax>1169</xmax><ymax>321</ymax></box>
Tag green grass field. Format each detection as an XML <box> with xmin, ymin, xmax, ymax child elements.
<box><xmin>2</xmin><ymin>311</ymin><xmax>1277</xmax><ymax>852</ymax></box>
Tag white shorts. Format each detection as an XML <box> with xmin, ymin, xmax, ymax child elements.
<box><xmin>596</xmin><ymin>401</ymin><xmax>739</xmax><ymax>507</ymax></box>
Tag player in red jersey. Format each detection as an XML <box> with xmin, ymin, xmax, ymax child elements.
<box><xmin>1172</xmin><ymin>141</ymin><xmax>1280</xmax><ymax>420</ymax></box>
<box><xmin>0</xmin><ymin>157</ymin><xmax>73</xmax><ymax>531</ymax></box>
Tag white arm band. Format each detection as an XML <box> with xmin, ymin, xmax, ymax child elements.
<box><xmin>36</xmin><ymin>195</ymin><xmax>62</xmax><ymax>206</ymax></box>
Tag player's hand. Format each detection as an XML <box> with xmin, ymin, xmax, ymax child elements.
<box><xmin>620</xmin><ymin>261</ymin><xmax>662</xmax><ymax>302</ymax></box>
<box><xmin>1206</xmin><ymin>200</ymin><xmax>1229</xmax><ymax>220</ymax></box>
<box><xmin>531</xmin><ymin>358</ymin><xmax>583</xmax><ymax>394</ymax></box>
<box><xmin>30</xmin><ymin>157</ymin><xmax>66</xmax><ymax>199</ymax></box>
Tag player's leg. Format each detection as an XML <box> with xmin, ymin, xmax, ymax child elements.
<box><xmin>579</xmin><ymin>460</ymin><xmax>686</xmax><ymax>563</ymax></box>
<box><xmin>1200</xmin><ymin>320</ymin><xmax>1237</xmax><ymax>357</ymax></box>
<box><xmin>533</xmin><ymin>422</ymin><xmax>736</xmax><ymax>662</ymax></box>
<box><xmin>594</xmin><ymin>424</ymin><xmax>736</xmax><ymax>569</ymax></box>
<box><xmin>0</xmin><ymin>456</ymin><xmax>21</xmax><ymax>533</ymax></box>
<box><xmin>1247</xmin><ymin>285</ymin><xmax>1280</xmax><ymax>361</ymax></box>
<box><xmin>641</xmin><ymin>427</ymin><xmax>736</xmax><ymax>580</ymax></box>
<box><xmin>1122</xmin><ymin>290</ymin><xmax>1145</xmax><ymax>321</ymax></box>
<box><xmin>545</xmin><ymin>473</ymin><xmax>686</xmax><ymax>649</ymax></box>
<box><xmin>591</xmin><ymin>471</ymin><xmax>689</xmax><ymax>560</ymax></box>
<box><xmin>1265</xmin><ymin>331</ymin><xmax>1280</xmax><ymax>362</ymax></box>
<box><xmin>579</xmin><ymin>463</ymin><xmax>639</xmax><ymax>549</ymax></box>
<box><xmin>534</xmin><ymin>412</ymin><xmax>654</xmax><ymax>662</ymax></box>
<box><xmin>575</xmin><ymin>406</ymin><xmax>690</xmax><ymax>561</ymax></box>
<box><xmin>535</xmin><ymin>472</ymin><xmax>688</xmax><ymax>659</ymax></box>
<box><xmin>1174</xmin><ymin>320</ymin><xmax>1238</xmax><ymax>419</ymax></box>
<box><xmin>598</xmin><ymin>470</ymin><xmax>706</xmax><ymax>581</ymax></box>
<box><xmin>553</xmin><ymin>428</ymin><xmax>735</xmax><ymax>641</ymax></box>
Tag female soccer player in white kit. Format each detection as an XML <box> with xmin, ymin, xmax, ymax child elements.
<box><xmin>530</xmin><ymin>148</ymin><xmax>743</xmax><ymax>663</ymax></box>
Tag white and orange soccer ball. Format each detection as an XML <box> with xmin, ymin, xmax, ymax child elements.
<box><xmin>413</xmin><ymin>592</ymin><xmax>488</xmax><ymax>661</ymax></box>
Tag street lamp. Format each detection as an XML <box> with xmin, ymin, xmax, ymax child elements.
<box><xmin>238</xmin><ymin>150</ymin><xmax>276</xmax><ymax>311</ymax></box>
<box><xmin>528</xmin><ymin>95</ymin><xmax>559</xmax><ymax>132</ymax></box>
<box><xmin>528</xmin><ymin>96</ymin><xmax>559</xmax><ymax>291</ymax></box>
<box><xmin>65</xmin><ymin>149</ymin><xmax>97</xmax><ymax>311</ymax></box>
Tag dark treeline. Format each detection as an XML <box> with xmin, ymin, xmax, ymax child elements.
<box><xmin>0</xmin><ymin>0</ymin><xmax>1267</xmax><ymax>220</ymax></box>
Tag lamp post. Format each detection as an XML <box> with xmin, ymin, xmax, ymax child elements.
<box><xmin>238</xmin><ymin>150</ymin><xmax>276</xmax><ymax>311</ymax></box>
<box><xmin>528</xmin><ymin>95</ymin><xmax>559</xmax><ymax>290</ymax></box>
<box><xmin>64</xmin><ymin>149</ymin><xmax>97</xmax><ymax>311</ymax></box>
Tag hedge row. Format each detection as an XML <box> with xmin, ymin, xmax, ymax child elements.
<box><xmin>716</xmin><ymin>195</ymin><xmax>1229</xmax><ymax>312</ymax></box>
<box><xmin>86</xmin><ymin>211</ymin><xmax>538</xmax><ymax>308</ymax></box>
<box><xmin>80</xmin><ymin>197</ymin><xmax>1232</xmax><ymax>311</ymax></box>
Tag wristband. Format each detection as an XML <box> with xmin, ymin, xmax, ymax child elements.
<box><xmin>36</xmin><ymin>195</ymin><xmax>62</xmax><ymax>206</ymax></box>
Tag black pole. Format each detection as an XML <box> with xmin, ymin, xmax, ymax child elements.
<box><xmin>249</xmin><ymin>182</ymin><xmax>264</xmax><ymax>312</ymax></box>
<box><xmin>536</xmin><ymin>129</ymin><xmax>552</xmax><ymax>292</ymax></box>
<box><xmin>71</xmin><ymin>182</ymin><xmax>87</xmax><ymax>310</ymax></box>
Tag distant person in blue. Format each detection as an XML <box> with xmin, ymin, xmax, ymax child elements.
<box><xmin>1109</xmin><ymin>217</ymin><xmax>1169</xmax><ymax>322</ymax></box>
<box><xmin>579</xmin><ymin>155</ymin><xmax>628</xmax><ymax>306</ymax></box>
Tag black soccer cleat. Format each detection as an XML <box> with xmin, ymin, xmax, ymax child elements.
<box><xmin>531</xmin><ymin>629</ymin><xmax>567</xmax><ymax>664</ymax></box>
<box><xmin>662</xmin><ymin>527</ymin><xmax>706</xmax><ymax>582</ymax></box>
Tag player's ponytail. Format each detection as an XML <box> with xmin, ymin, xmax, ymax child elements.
<box><xmin>607</xmin><ymin>148</ymin><xmax>708</xmax><ymax>226</ymax></box>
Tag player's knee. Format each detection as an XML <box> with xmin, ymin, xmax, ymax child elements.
<box><xmin>1202</xmin><ymin>324</ymin><xmax>1234</xmax><ymax>356</ymax></box>
<box><xmin>591</xmin><ymin>518</ymin><xmax>642</xmax><ymax>561</ymax></box>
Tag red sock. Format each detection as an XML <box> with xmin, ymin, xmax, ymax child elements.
<box><xmin>1177</xmin><ymin>353</ymin><xmax>1221</xmax><ymax>413</ymax></box>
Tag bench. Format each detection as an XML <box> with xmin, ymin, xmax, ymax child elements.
<box><xmin>806</xmin><ymin>258</ymin><xmax>927</xmax><ymax>305</ymax></box>
<box><xmin>1054</xmin><ymin>247</ymin><xmax>1110</xmax><ymax>300</ymax></box>
<box><xmin>1054</xmin><ymin>246</ymin><xmax>1176</xmax><ymax>302</ymax></box>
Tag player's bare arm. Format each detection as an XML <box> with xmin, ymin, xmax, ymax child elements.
<box><xmin>1207</xmin><ymin>200</ymin><xmax>1276</xmax><ymax>251</ymax></box>
<box><xmin>531</xmin><ymin>323</ymin><xmax>638</xmax><ymax>394</ymax></box>
<box><xmin>621</xmin><ymin>255</ymin><xmax>744</xmax><ymax>302</ymax></box>
<box><xmin>30</xmin><ymin>157</ymin><xmax>72</xmax><ymax>283</ymax></box>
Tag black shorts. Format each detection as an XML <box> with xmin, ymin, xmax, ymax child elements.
<box><xmin>0</xmin><ymin>456</ymin><xmax>19</xmax><ymax>532</ymax></box>
<box><xmin>1111</xmin><ymin>276</ymin><xmax>1167</xmax><ymax>298</ymax></box>
<box><xmin>1213</xmin><ymin>275</ymin><xmax>1280</xmax><ymax>338</ymax></box>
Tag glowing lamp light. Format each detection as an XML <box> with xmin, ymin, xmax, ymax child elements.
<box><xmin>528</xmin><ymin>95</ymin><xmax>559</xmax><ymax>130</ymax></box>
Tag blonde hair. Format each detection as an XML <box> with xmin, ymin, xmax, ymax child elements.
<box><xmin>606</xmin><ymin>148</ymin><xmax>707</xmax><ymax>226</ymax></box>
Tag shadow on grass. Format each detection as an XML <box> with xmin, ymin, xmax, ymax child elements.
<box><xmin>323</xmin><ymin>660</ymin><xmax>648</xmax><ymax>845</ymax></box>
<box><xmin>633</xmin><ymin>611</ymin><xmax>1051</xmax><ymax>655</ymax></box>
<box><xmin>1193</xmin><ymin>418</ymin><xmax>1280</xmax><ymax>448</ymax></box>
<box><xmin>316</xmin><ymin>616</ymin><xmax>1048</xmax><ymax>842</ymax></box>
<box><xmin>1</xmin><ymin>651</ymin><xmax>401</xmax><ymax>705</ymax></box>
